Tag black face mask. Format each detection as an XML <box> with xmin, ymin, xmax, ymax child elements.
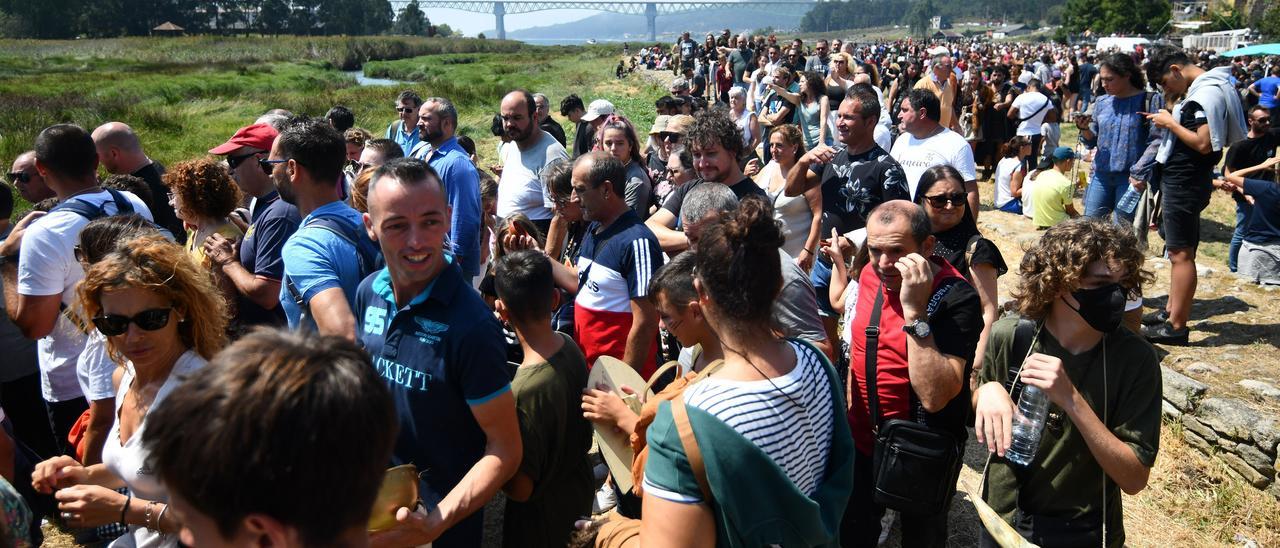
<box><xmin>1065</xmin><ymin>283</ymin><xmax>1127</xmax><ymax>333</ymax></box>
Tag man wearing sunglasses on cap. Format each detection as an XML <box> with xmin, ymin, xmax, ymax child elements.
<box><xmin>203</xmin><ymin>123</ymin><xmax>301</xmax><ymax>329</ymax></box>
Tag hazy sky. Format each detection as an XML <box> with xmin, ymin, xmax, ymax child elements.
<box><xmin>425</xmin><ymin>8</ymin><xmax>600</xmax><ymax>36</ymax></box>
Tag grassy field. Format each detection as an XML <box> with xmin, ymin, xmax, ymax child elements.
<box><xmin>0</xmin><ymin>36</ymin><xmax>648</xmax><ymax>216</ymax></box>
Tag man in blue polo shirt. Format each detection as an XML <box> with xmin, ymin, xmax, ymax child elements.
<box><xmin>357</xmin><ymin>158</ymin><xmax>521</xmax><ymax>548</ymax></box>
<box><xmin>271</xmin><ymin>118</ymin><xmax>378</xmax><ymax>339</ymax></box>
<box><xmin>386</xmin><ymin>90</ymin><xmax>423</xmax><ymax>157</ymax></box>
<box><xmin>409</xmin><ymin>96</ymin><xmax>482</xmax><ymax>278</ymax></box>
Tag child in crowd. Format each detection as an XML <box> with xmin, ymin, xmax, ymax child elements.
<box><xmin>494</xmin><ymin>250</ymin><xmax>594</xmax><ymax>548</ymax></box>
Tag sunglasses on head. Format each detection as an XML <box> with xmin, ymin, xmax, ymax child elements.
<box><xmin>7</xmin><ymin>171</ymin><xmax>28</xmax><ymax>184</ymax></box>
<box><xmin>923</xmin><ymin>192</ymin><xmax>967</xmax><ymax>208</ymax></box>
<box><xmin>226</xmin><ymin>151</ymin><xmax>257</xmax><ymax>170</ymax></box>
<box><xmin>92</xmin><ymin>307</ymin><xmax>173</xmax><ymax>337</ymax></box>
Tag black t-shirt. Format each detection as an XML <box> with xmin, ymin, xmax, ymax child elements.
<box><xmin>1162</xmin><ymin>101</ymin><xmax>1222</xmax><ymax>190</ymax></box>
<box><xmin>812</xmin><ymin>145</ymin><xmax>910</xmax><ymax>235</ymax></box>
<box><xmin>660</xmin><ymin>177</ymin><xmax>767</xmax><ymax>222</ymax></box>
<box><xmin>690</xmin><ymin>74</ymin><xmax>707</xmax><ymax>98</ymax></box>
<box><xmin>132</xmin><ymin>162</ymin><xmax>185</xmax><ymax>243</ymax></box>
<box><xmin>924</xmin><ymin>277</ymin><xmax>984</xmax><ymax>443</ymax></box>
<box><xmin>572</xmin><ymin>120</ymin><xmax>593</xmax><ymax>158</ymax></box>
<box><xmin>1225</xmin><ymin>128</ymin><xmax>1280</xmax><ymax>182</ymax></box>
<box><xmin>540</xmin><ymin>117</ymin><xmax>567</xmax><ymax>148</ymax></box>
<box><xmin>933</xmin><ymin>222</ymin><xmax>1008</xmax><ymax>278</ymax></box>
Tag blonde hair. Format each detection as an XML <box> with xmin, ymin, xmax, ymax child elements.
<box><xmin>78</xmin><ymin>235</ymin><xmax>229</xmax><ymax>361</ymax></box>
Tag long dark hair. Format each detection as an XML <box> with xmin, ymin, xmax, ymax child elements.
<box><xmin>1099</xmin><ymin>53</ymin><xmax>1145</xmax><ymax>91</ymax></box>
<box><xmin>914</xmin><ymin>164</ymin><xmax>977</xmax><ymax>235</ymax></box>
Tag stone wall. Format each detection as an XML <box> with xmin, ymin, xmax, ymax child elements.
<box><xmin>1161</xmin><ymin>366</ymin><xmax>1280</xmax><ymax>498</ymax></box>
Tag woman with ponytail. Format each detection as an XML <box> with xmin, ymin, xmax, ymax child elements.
<box><xmin>638</xmin><ymin>195</ymin><xmax>854</xmax><ymax>547</ymax></box>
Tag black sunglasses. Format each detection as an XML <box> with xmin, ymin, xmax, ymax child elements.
<box><xmin>259</xmin><ymin>158</ymin><xmax>287</xmax><ymax>175</ymax></box>
<box><xmin>92</xmin><ymin>307</ymin><xmax>173</xmax><ymax>337</ymax></box>
<box><xmin>661</xmin><ymin>132</ymin><xmax>682</xmax><ymax>142</ymax></box>
<box><xmin>7</xmin><ymin>171</ymin><xmax>28</xmax><ymax>184</ymax></box>
<box><xmin>923</xmin><ymin>192</ymin><xmax>967</xmax><ymax>208</ymax></box>
<box><xmin>395</xmin><ymin>107</ymin><xmax>415</xmax><ymax>113</ymax></box>
<box><xmin>226</xmin><ymin>152</ymin><xmax>257</xmax><ymax>170</ymax></box>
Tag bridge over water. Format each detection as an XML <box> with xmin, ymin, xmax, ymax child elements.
<box><xmin>389</xmin><ymin>0</ymin><xmax>820</xmax><ymax>41</ymax></box>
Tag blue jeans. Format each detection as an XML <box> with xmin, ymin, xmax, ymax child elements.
<box><xmin>1229</xmin><ymin>199</ymin><xmax>1253</xmax><ymax>272</ymax></box>
<box><xmin>1083</xmin><ymin>171</ymin><xmax>1134</xmax><ymax>224</ymax></box>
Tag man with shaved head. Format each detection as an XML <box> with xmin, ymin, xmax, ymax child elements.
<box><xmin>91</xmin><ymin>122</ymin><xmax>182</xmax><ymax>240</ymax></box>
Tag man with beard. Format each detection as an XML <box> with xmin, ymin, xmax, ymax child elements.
<box><xmin>497</xmin><ymin>90</ymin><xmax>570</xmax><ymax>235</ymax></box>
<box><xmin>411</xmin><ymin>97</ymin><xmax>483</xmax><ymax>278</ymax></box>
<box><xmin>270</xmin><ymin>118</ymin><xmax>380</xmax><ymax>339</ymax></box>
<box><xmin>644</xmin><ymin>109</ymin><xmax>765</xmax><ymax>254</ymax></box>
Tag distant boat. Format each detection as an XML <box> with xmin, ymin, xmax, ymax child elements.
<box><xmin>587</xmin><ymin>39</ymin><xmax>598</xmax><ymax>44</ymax></box>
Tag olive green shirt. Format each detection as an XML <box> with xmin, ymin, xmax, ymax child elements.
<box><xmin>504</xmin><ymin>333</ymin><xmax>594</xmax><ymax>548</ymax></box>
<box><xmin>979</xmin><ymin>317</ymin><xmax>1161</xmax><ymax>547</ymax></box>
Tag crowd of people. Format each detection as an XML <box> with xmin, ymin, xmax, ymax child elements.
<box><xmin>0</xmin><ymin>29</ymin><xmax>1275</xmax><ymax>548</ymax></box>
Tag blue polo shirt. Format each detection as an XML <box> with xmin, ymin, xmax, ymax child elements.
<box><xmin>386</xmin><ymin>120</ymin><xmax>421</xmax><ymax>157</ymax></box>
<box><xmin>279</xmin><ymin>201</ymin><xmax>368</xmax><ymax>330</ymax></box>
<box><xmin>238</xmin><ymin>191</ymin><xmax>300</xmax><ymax>327</ymax></box>
<box><xmin>355</xmin><ymin>260</ymin><xmax>511</xmax><ymax>548</ymax></box>
<box><xmin>417</xmin><ymin>137</ymin><xmax>483</xmax><ymax>277</ymax></box>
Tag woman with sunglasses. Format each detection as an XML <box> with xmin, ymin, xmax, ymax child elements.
<box><xmin>32</xmin><ymin>234</ymin><xmax>227</xmax><ymax>547</ymax></box>
<box><xmin>162</xmin><ymin>158</ymin><xmax>243</xmax><ymax>327</ymax></box>
<box><xmin>914</xmin><ymin>165</ymin><xmax>1007</xmax><ymax>384</ymax></box>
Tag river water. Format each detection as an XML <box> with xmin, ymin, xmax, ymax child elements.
<box><xmin>343</xmin><ymin>69</ymin><xmax>402</xmax><ymax>86</ymax></box>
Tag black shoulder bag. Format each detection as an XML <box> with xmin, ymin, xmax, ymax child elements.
<box><xmin>866</xmin><ymin>281</ymin><xmax>964</xmax><ymax>515</ymax></box>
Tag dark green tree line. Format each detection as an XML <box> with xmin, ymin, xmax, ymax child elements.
<box><xmin>0</xmin><ymin>0</ymin><xmax>397</xmax><ymax>38</ymax></box>
<box><xmin>800</xmin><ymin>0</ymin><xmax>1062</xmax><ymax>34</ymax></box>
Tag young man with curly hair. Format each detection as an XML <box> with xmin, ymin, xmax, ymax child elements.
<box><xmin>973</xmin><ymin>217</ymin><xmax>1161</xmax><ymax>548</ymax></box>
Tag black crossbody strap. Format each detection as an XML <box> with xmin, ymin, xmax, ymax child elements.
<box><xmin>1004</xmin><ymin>318</ymin><xmax>1040</xmax><ymax>403</ymax></box>
<box><xmin>864</xmin><ymin>286</ymin><xmax>886</xmax><ymax>433</ymax></box>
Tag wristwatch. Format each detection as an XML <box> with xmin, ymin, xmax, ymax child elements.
<box><xmin>902</xmin><ymin>319</ymin><xmax>931</xmax><ymax>338</ymax></box>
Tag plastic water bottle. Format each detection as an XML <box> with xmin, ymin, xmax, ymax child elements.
<box><xmin>1005</xmin><ymin>385</ymin><xmax>1050</xmax><ymax>466</ymax></box>
<box><xmin>1115</xmin><ymin>185</ymin><xmax>1141</xmax><ymax>216</ymax></box>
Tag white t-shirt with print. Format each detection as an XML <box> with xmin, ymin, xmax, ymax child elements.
<box><xmin>496</xmin><ymin>131</ymin><xmax>570</xmax><ymax>221</ymax></box>
<box><xmin>17</xmin><ymin>189</ymin><xmax>152</xmax><ymax>402</ymax></box>
<box><xmin>889</xmin><ymin>127</ymin><xmax>977</xmax><ymax>198</ymax></box>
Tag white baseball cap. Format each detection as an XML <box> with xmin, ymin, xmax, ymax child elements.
<box><xmin>581</xmin><ymin>99</ymin><xmax>615</xmax><ymax>122</ymax></box>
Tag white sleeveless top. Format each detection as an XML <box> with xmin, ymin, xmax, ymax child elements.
<box><xmin>993</xmin><ymin>157</ymin><xmax>1022</xmax><ymax>208</ymax></box>
<box><xmin>735</xmin><ymin>108</ymin><xmax>754</xmax><ymax>150</ymax></box>
<box><xmin>756</xmin><ymin>161</ymin><xmax>814</xmax><ymax>258</ymax></box>
<box><xmin>102</xmin><ymin>350</ymin><xmax>206</xmax><ymax>548</ymax></box>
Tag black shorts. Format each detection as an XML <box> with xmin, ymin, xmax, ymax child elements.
<box><xmin>1160</xmin><ymin>184</ymin><xmax>1211</xmax><ymax>250</ymax></box>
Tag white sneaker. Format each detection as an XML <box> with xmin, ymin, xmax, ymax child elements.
<box><xmin>592</xmin><ymin>482</ymin><xmax>617</xmax><ymax>514</ymax></box>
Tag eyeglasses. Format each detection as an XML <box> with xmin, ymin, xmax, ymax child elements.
<box><xmin>395</xmin><ymin>107</ymin><xmax>415</xmax><ymax>113</ymax></box>
<box><xmin>660</xmin><ymin>132</ymin><xmax>682</xmax><ymax>143</ymax></box>
<box><xmin>259</xmin><ymin>158</ymin><xmax>287</xmax><ymax>175</ymax></box>
<box><xmin>6</xmin><ymin>171</ymin><xmax>28</xmax><ymax>184</ymax></box>
<box><xmin>92</xmin><ymin>307</ymin><xmax>173</xmax><ymax>337</ymax></box>
<box><xmin>226</xmin><ymin>151</ymin><xmax>257</xmax><ymax>170</ymax></box>
<box><xmin>923</xmin><ymin>192</ymin><xmax>967</xmax><ymax>208</ymax></box>
<box><xmin>1254</xmin><ymin>117</ymin><xmax>1272</xmax><ymax>124</ymax></box>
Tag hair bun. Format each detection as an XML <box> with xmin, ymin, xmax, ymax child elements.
<box><xmin>724</xmin><ymin>195</ymin><xmax>784</xmax><ymax>252</ymax></box>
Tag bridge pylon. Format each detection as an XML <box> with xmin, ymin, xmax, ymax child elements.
<box><xmin>494</xmin><ymin>1</ymin><xmax>506</xmax><ymax>40</ymax></box>
<box><xmin>645</xmin><ymin>2</ymin><xmax>657</xmax><ymax>42</ymax></box>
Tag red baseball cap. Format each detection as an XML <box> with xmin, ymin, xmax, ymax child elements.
<box><xmin>209</xmin><ymin>124</ymin><xmax>279</xmax><ymax>155</ymax></box>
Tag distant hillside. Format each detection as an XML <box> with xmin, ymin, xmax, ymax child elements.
<box><xmin>500</xmin><ymin>8</ymin><xmax>804</xmax><ymax>41</ymax></box>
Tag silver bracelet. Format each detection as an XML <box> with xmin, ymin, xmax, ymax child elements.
<box><xmin>155</xmin><ymin>504</ymin><xmax>169</xmax><ymax>531</ymax></box>
<box><xmin>144</xmin><ymin>501</ymin><xmax>157</xmax><ymax>530</ymax></box>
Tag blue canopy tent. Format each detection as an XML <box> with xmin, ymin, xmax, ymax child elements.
<box><xmin>1221</xmin><ymin>43</ymin><xmax>1280</xmax><ymax>57</ymax></box>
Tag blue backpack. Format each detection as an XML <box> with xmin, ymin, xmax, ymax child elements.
<box><xmin>284</xmin><ymin>213</ymin><xmax>384</xmax><ymax>324</ymax></box>
<box><xmin>51</xmin><ymin>188</ymin><xmax>135</xmax><ymax>221</ymax></box>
